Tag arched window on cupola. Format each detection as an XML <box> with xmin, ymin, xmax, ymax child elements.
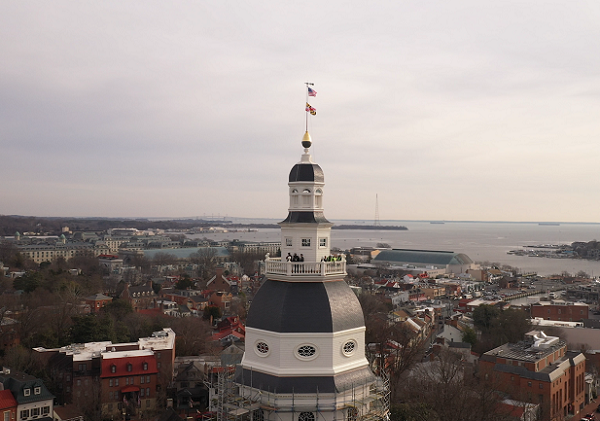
<box><xmin>291</xmin><ymin>189</ymin><xmax>299</xmax><ymax>207</ymax></box>
<box><xmin>301</xmin><ymin>189</ymin><xmax>311</xmax><ymax>207</ymax></box>
<box><xmin>315</xmin><ymin>188</ymin><xmax>323</xmax><ymax>208</ymax></box>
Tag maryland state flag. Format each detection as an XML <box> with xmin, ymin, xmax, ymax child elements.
<box><xmin>305</xmin><ymin>102</ymin><xmax>316</xmax><ymax>116</ymax></box>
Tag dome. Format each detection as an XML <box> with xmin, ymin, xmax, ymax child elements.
<box><xmin>246</xmin><ymin>280</ymin><xmax>365</xmax><ymax>333</ymax></box>
<box><xmin>288</xmin><ymin>162</ymin><xmax>324</xmax><ymax>183</ymax></box>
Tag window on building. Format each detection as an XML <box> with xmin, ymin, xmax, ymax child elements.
<box><xmin>66</xmin><ymin>374</ymin><xmax>70</xmax><ymax>381</ymax></box>
<box><xmin>302</xmin><ymin>238</ymin><xmax>310</xmax><ymax>247</ymax></box>
<box><xmin>528</xmin><ymin>382</ymin><xmax>532</xmax><ymax>387</ymax></box>
<box><xmin>24</xmin><ymin>389</ymin><xmax>30</xmax><ymax>396</ymax></box>
<box><xmin>319</xmin><ymin>238</ymin><xmax>326</xmax><ymax>248</ymax></box>
<box><xmin>41</xmin><ymin>407</ymin><xmax>49</xmax><ymax>416</ymax></box>
<box><xmin>143</xmin><ymin>362</ymin><xmax>148</xmax><ymax>371</ymax></box>
<box><xmin>146</xmin><ymin>387</ymin><xmax>150</xmax><ymax>397</ymax></box>
<box><xmin>146</xmin><ymin>376</ymin><xmax>150</xmax><ymax>383</ymax></box>
<box><xmin>4</xmin><ymin>411</ymin><xmax>10</xmax><ymax>421</ymax></box>
<box><xmin>34</xmin><ymin>387</ymin><xmax>41</xmax><ymax>395</ymax></box>
<box><xmin>76</xmin><ymin>379</ymin><xmax>81</xmax><ymax>386</ymax></box>
<box><xmin>127</xmin><ymin>364</ymin><xmax>133</xmax><ymax>372</ymax></box>
<box><xmin>20</xmin><ymin>410</ymin><xmax>29</xmax><ymax>420</ymax></box>
<box><xmin>156</xmin><ymin>353</ymin><xmax>161</xmax><ymax>359</ymax></box>
<box><xmin>141</xmin><ymin>377</ymin><xmax>145</xmax><ymax>384</ymax></box>
<box><xmin>286</xmin><ymin>238</ymin><xmax>293</xmax><ymax>247</ymax></box>
<box><xmin>125</xmin><ymin>378</ymin><xmax>129</xmax><ymax>385</ymax></box>
<box><xmin>115</xmin><ymin>379</ymin><xmax>119</xmax><ymax>386</ymax></box>
<box><xmin>111</xmin><ymin>365</ymin><xmax>116</xmax><ymax>373</ymax></box>
<box><xmin>157</xmin><ymin>362</ymin><xmax>161</xmax><ymax>369</ymax></box>
<box><xmin>109</xmin><ymin>379</ymin><xmax>113</xmax><ymax>387</ymax></box>
<box><xmin>141</xmin><ymin>389</ymin><xmax>145</xmax><ymax>397</ymax></box>
<box><xmin>539</xmin><ymin>383</ymin><xmax>543</xmax><ymax>389</ymax></box>
<box><xmin>66</xmin><ymin>386</ymin><xmax>71</xmax><ymax>393</ymax></box>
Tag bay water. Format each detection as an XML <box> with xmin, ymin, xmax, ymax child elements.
<box><xmin>190</xmin><ymin>221</ymin><xmax>600</xmax><ymax>276</ymax></box>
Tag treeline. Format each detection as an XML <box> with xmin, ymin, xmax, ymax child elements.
<box><xmin>571</xmin><ymin>240</ymin><xmax>600</xmax><ymax>259</ymax></box>
<box><xmin>0</xmin><ymin>215</ymin><xmax>220</xmax><ymax>236</ymax></box>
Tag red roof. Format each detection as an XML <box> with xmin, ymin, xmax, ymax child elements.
<box><xmin>101</xmin><ymin>355</ymin><xmax>158</xmax><ymax>378</ymax></box>
<box><xmin>121</xmin><ymin>386</ymin><xmax>140</xmax><ymax>393</ymax></box>
<box><xmin>0</xmin><ymin>390</ymin><xmax>16</xmax><ymax>410</ymax></box>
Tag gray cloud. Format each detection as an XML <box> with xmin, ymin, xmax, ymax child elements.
<box><xmin>1</xmin><ymin>1</ymin><xmax>599</xmax><ymax>221</ymax></box>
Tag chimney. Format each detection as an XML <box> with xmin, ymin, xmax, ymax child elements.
<box><xmin>216</xmin><ymin>267</ymin><xmax>224</xmax><ymax>277</ymax></box>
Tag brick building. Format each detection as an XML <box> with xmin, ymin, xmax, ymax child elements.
<box><xmin>479</xmin><ymin>330</ymin><xmax>586</xmax><ymax>421</ymax></box>
<box><xmin>530</xmin><ymin>300</ymin><xmax>589</xmax><ymax>322</ymax></box>
<box><xmin>0</xmin><ymin>389</ymin><xmax>17</xmax><ymax>421</ymax></box>
<box><xmin>121</xmin><ymin>282</ymin><xmax>157</xmax><ymax>311</ymax></box>
<box><xmin>206</xmin><ymin>267</ymin><xmax>233</xmax><ymax>292</ymax></box>
<box><xmin>34</xmin><ymin>328</ymin><xmax>175</xmax><ymax>419</ymax></box>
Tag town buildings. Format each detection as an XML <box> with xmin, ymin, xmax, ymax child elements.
<box><xmin>0</xmin><ymin>369</ymin><xmax>54</xmax><ymax>421</ymax></box>
<box><xmin>530</xmin><ymin>300</ymin><xmax>589</xmax><ymax>322</ymax></box>
<box><xmin>479</xmin><ymin>330</ymin><xmax>586</xmax><ymax>421</ymax></box>
<box><xmin>33</xmin><ymin>328</ymin><xmax>175</xmax><ymax>419</ymax></box>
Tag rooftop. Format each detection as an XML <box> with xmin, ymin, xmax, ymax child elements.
<box><xmin>34</xmin><ymin>328</ymin><xmax>175</xmax><ymax>361</ymax></box>
<box><xmin>482</xmin><ymin>331</ymin><xmax>564</xmax><ymax>363</ymax></box>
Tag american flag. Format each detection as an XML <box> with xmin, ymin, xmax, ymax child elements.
<box><xmin>308</xmin><ymin>87</ymin><xmax>317</xmax><ymax>97</ymax></box>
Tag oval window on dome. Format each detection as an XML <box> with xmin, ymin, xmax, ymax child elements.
<box><xmin>342</xmin><ymin>340</ymin><xmax>356</xmax><ymax>356</ymax></box>
<box><xmin>255</xmin><ymin>342</ymin><xmax>269</xmax><ymax>356</ymax></box>
<box><xmin>296</xmin><ymin>344</ymin><xmax>317</xmax><ymax>359</ymax></box>
<box><xmin>299</xmin><ymin>412</ymin><xmax>315</xmax><ymax>421</ymax></box>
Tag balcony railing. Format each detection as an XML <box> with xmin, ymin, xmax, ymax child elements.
<box><xmin>264</xmin><ymin>256</ymin><xmax>346</xmax><ymax>277</ymax></box>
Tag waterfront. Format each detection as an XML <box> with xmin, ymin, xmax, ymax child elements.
<box><xmin>190</xmin><ymin>221</ymin><xmax>600</xmax><ymax>276</ymax></box>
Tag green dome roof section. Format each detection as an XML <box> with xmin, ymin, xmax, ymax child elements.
<box><xmin>372</xmin><ymin>249</ymin><xmax>473</xmax><ymax>268</ymax></box>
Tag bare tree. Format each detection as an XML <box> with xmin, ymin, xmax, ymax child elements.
<box><xmin>152</xmin><ymin>252</ymin><xmax>178</xmax><ymax>267</ymax></box>
<box><xmin>396</xmin><ymin>349</ymin><xmax>525</xmax><ymax>421</ymax></box>
<box><xmin>170</xmin><ymin>317</ymin><xmax>213</xmax><ymax>357</ymax></box>
<box><xmin>189</xmin><ymin>248</ymin><xmax>219</xmax><ymax>280</ymax></box>
<box><xmin>230</xmin><ymin>250</ymin><xmax>265</xmax><ymax>276</ymax></box>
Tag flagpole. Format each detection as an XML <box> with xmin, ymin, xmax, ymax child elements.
<box><xmin>305</xmin><ymin>82</ymin><xmax>313</xmax><ymax>132</ymax></box>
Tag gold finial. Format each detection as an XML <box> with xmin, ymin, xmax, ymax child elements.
<box><xmin>301</xmin><ymin>131</ymin><xmax>312</xmax><ymax>149</ymax></box>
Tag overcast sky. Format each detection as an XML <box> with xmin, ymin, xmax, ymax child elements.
<box><xmin>2</xmin><ymin>1</ymin><xmax>600</xmax><ymax>222</ymax></box>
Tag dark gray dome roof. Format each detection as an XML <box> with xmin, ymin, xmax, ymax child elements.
<box><xmin>246</xmin><ymin>279</ymin><xmax>365</xmax><ymax>333</ymax></box>
<box><xmin>289</xmin><ymin>163</ymin><xmax>324</xmax><ymax>183</ymax></box>
<box><xmin>280</xmin><ymin>211</ymin><xmax>330</xmax><ymax>224</ymax></box>
<box><xmin>236</xmin><ymin>366</ymin><xmax>376</xmax><ymax>394</ymax></box>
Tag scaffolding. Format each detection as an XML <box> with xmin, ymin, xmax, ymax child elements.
<box><xmin>206</xmin><ymin>366</ymin><xmax>390</xmax><ymax>421</ymax></box>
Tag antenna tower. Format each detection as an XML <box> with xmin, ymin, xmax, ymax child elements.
<box><xmin>374</xmin><ymin>194</ymin><xmax>381</xmax><ymax>226</ymax></box>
